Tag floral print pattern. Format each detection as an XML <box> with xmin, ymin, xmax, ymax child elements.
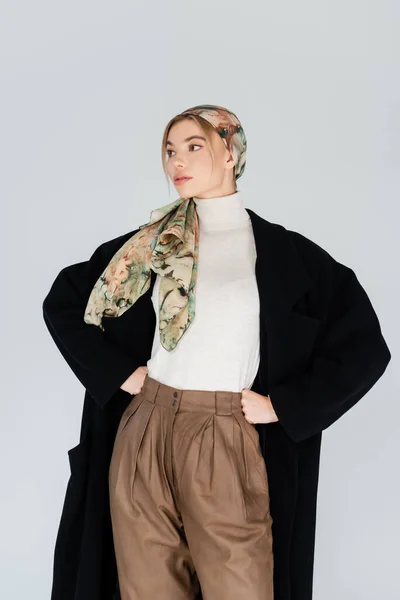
<box><xmin>181</xmin><ymin>104</ymin><xmax>247</xmax><ymax>180</ymax></box>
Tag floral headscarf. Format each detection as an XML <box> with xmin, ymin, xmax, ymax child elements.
<box><xmin>83</xmin><ymin>104</ymin><xmax>247</xmax><ymax>351</ymax></box>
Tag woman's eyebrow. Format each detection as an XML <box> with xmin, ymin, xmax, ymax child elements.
<box><xmin>166</xmin><ymin>135</ymin><xmax>206</xmax><ymax>147</ymax></box>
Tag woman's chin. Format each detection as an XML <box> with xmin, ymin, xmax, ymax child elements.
<box><xmin>173</xmin><ymin>179</ymin><xmax>199</xmax><ymax>197</ymax></box>
<box><xmin>175</xmin><ymin>187</ymin><xmax>198</xmax><ymax>199</ymax></box>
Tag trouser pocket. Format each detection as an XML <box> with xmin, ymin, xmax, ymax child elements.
<box><xmin>232</xmin><ymin>412</ymin><xmax>271</xmax><ymax>523</ymax></box>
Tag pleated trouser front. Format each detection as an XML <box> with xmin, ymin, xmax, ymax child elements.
<box><xmin>109</xmin><ymin>374</ymin><xmax>274</xmax><ymax>600</ymax></box>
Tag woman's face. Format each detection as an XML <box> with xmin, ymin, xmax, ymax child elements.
<box><xmin>165</xmin><ymin>119</ymin><xmax>236</xmax><ymax>199</ymax></box>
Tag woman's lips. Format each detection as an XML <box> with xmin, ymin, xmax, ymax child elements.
<box><xmin>175</xmin><ymin>177</ymin><xmax>193</xmax><ymax>186</ymax></box>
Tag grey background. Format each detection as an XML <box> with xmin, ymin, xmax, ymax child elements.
<box><xmin>2</xmin><ymin>1</ymin><xmax>399</xmax><ymax>598</ymax></box>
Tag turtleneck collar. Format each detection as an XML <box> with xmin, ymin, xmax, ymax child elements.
<box><xmin>192</xmin><ymin>190</ymin><xmax>250</xmax><ymax>231</ymax></box>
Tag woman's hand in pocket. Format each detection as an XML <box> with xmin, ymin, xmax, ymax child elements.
<box><xmin>240</xmin><ymin>389</ymin><xmax>279</xmax><ymax>425</ymax></box>
<box><xmin>120</xmin><ymin>366</ymin><xmax>148</xmax><ymax>395</ymax></box>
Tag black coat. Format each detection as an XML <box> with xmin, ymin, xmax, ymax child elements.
<box><xmin>42</xmin><ymin>208</ymin><xmax>391</xmax><ymax>600</ymax></box>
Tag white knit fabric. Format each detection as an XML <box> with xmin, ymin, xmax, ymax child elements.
<box><xmin>146</xmin><ymin>190</ymin><xmax>260</xmax><ymax>392</ymax></box>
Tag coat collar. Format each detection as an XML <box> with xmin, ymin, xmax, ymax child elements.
<box><xmin>245</xmin><ymin>208</ymin><xmax>313</xmax><ymax>313</ymax></box>
<box><xmin>244</xmin><ymin>208</ymin><xmax>320</xmax><ymax>392</ymax></box>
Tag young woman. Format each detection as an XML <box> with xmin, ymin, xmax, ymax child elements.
<box><xmin>43</xmin><ymin>104</ymin><xmax>391</xmax><ymax>600</ymax></box>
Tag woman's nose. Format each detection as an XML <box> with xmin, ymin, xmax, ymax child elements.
<box><xmin>172</xmin><ymin>154</ymin><xmax>187</xmax><ymax>168</ymax></box>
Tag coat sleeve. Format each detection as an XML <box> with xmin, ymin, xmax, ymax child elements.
<box><xmin>268</xmin><ymin>262</ymin><xmax>391</xmax><ymax>443</ymax></box>
<box><xmin>42</xmin><ymin>238</ymin><xmax>141</xmax><ymax>409</ymax></box>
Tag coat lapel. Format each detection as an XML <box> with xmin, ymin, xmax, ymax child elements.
<box><xmin>246</xmin><ymin>208</ymin><xmax>321</xmax><ymax>392</ymax></box>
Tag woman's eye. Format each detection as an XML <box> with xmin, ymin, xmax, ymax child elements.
<box><xmin>166</xmin><ymin>144</ymin><xmax>202</xmax><ymax>158</ymax></box>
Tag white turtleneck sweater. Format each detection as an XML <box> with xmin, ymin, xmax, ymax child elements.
<box><xmin>146</xmin><ymin>189</ymin><xmax>260</xmax><ymax>392</ymax></box>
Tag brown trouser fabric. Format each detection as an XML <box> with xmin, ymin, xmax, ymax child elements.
<box><xmin>109</xmin><ymin>374</ymin><xmax>274</xmax><ymax>600</ymax></box>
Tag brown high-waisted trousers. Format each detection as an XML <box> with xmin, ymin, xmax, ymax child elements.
<box><xmin>109</xmin><ymin>374</ymin><xmax>274</xmax><ymax>600</ymax></box>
